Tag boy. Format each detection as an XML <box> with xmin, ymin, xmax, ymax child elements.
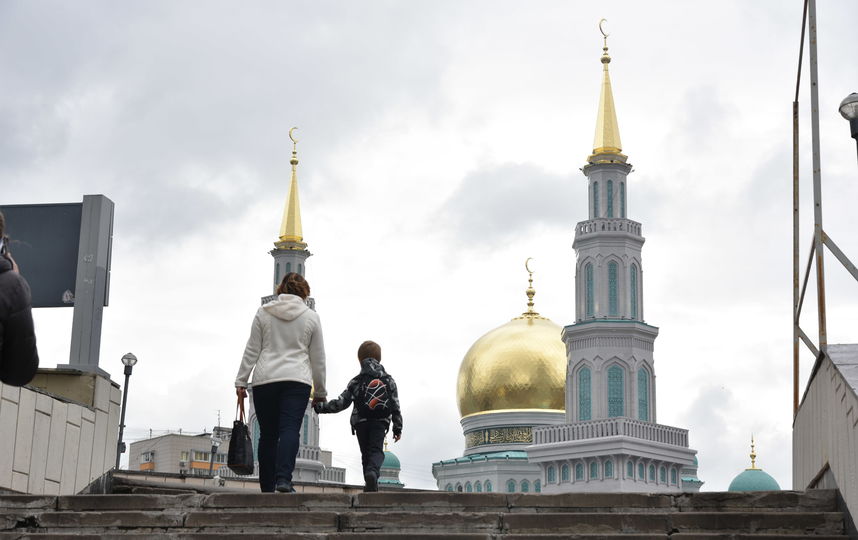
<box><xmin>314</xmin><ymin>340</ymin><xmax>402</xmax><ymax>492</ymax></box>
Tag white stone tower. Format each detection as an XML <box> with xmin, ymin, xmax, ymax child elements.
<box><xmin>526</xmin><ymin>25</ymin><xmax>700</xmax><ymax>493</ymax></box>
<box><xmin>248</xmin><ymin>128</ymin><xmax>344</xmax><ymax>483</ymax></box>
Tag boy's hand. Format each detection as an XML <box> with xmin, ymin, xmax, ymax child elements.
<box><xmin>393</xmin><ymin>433</ymin><xmax>401</xmax><ymax>442</ymax></box>
<box><xmin>312</xmin><ymin>401</ymin><xmax>324</xmax><ymax>413</ymax></box>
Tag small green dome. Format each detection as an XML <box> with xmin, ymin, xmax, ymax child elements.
<box><xmin>382</xmin><ymin>450</ymin><xmax>400</xmax><ymax>470</ymax></box>
<box><xmin>728</xmin><ymin>468</ymin><xmax>780</xmax><ymax>492</ymax></box>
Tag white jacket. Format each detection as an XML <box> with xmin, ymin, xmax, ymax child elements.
<box><xmin>234</xmin><ymin>294</ymin><xmax>326</xmax><ymax>398</ymax></box>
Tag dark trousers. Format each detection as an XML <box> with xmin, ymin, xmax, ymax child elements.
<box><xmin>355</xmin><ymin>420</ymin><xmax>387</xmax><ymax>480</ymax></box>
<box><xmin>252</xmin><ymin>381</ymin><xmax>311</xmax><ymax>493</ymax></box>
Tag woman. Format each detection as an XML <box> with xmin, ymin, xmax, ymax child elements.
<box><xmin>235</xmin><ymin>272</ymin><xmax>326</xmax><ymax>493</ymax></box>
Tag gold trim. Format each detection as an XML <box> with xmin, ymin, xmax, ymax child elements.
<box><xmin>460</xmin><ymin>408</ymin><xmax>565</xmax><ymax>420</ymax></box>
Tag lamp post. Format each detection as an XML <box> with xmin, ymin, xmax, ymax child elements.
<box><xmin>115</xmin><ymin>352</ymin><xmax>138</xmax><ymax>470</ymax></box>
<box><xmin>840</xmin><ymin>93</ymin><xmax>858</xmax><ymax>165</ymax></box>
<box><xmin>208</xmin><ymin>430</ymin><xmax>223</xmax><ymax>476</ymax></box>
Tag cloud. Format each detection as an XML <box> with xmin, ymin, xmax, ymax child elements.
<box><xmin>439</xmin><ymin>162</ymin><xmax>577</xmax><ymax>246</ymax></box>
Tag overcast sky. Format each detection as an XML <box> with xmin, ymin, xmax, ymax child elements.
<box><xmin>3</xmin><ymin>1</ymin><xmax>858</xmax><ymax>490</ymax></box>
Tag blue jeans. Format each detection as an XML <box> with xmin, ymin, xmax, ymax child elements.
<box><xmin>252</xmin><ymin>381</ymin><xmax>311</xmax><ymax>492</ymax></box>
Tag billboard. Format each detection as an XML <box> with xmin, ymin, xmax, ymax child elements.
<box><xmin>0</xmin><ymin>203</ymin><xmax>84</xmax><ymax>308</ymax></box>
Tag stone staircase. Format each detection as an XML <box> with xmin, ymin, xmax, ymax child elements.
<box><xmin>0</xmin><ymin>490</ymin><xmax>850</xmax><ymax>538</ymax></box>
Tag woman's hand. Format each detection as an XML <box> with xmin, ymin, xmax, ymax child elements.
<box><xmin>311</xmin><ymin>396</ymin><xmax>327</xmax><ymax>407</ymax></box>
<box><xmin>236</xmin><ymin>387</ymin><xmax>247</xmax><ymax>400</ymax></box>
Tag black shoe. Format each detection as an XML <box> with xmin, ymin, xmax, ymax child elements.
<box><xmin>363</xmin><ymin>471</ymin><xmax>378</xmax><ymax>492</ymax></box>
<box><xmin>275</xmin><ymin>481</ymin><xmax>295</xmax><ymax>493</ymax></box>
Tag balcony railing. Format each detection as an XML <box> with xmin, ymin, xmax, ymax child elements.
<box><xmin>532</xmin><ymin>417</ymin><xmax>688</xmax><ymax>447</ymax></box>
<box><xmin>575</xmin><ymin>218</ymin><xmax>642</xmax><ymax>238</ymax></box>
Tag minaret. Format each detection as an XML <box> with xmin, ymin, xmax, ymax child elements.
<box><xmin>564</xmin><ymin>22</ymin><xmax>659</xmax><ymax>424</ymax></box>
<box><xmin>270</xmin><ymin>127</ymin><xmax>312</xmax><ymax>292</ymax></box>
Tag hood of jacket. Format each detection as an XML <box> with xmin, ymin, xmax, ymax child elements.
<box><xmin>262</xmin><ymin>293</ymin><xmax>309</xmax><ymax>321</ymax></box>
<box><xmin>359</xmin><ymin>357</ymin><xmax>387</xmax><ymax>377</ymax></box>
<box><xmin>0</xmin><ymin>255</ymin><xmax>12</xmax><ymax>274</ymax></box>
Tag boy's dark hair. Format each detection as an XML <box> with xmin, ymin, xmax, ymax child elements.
<box><xmin>276</xmin><ymin>272</ymin><xmax>310</xmax><ymax>299</ymax></box>
<box><xmin>358</xmin><ymin>340</ymin><xmax>381</xmax><ymax>362</ymax></box>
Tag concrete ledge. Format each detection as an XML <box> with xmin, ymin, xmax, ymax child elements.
<box><xmin>0</xmin><ymin>495</ymin><xmax>55</xmax><ymax>510</ymax></box>
<box><xmin>353</xmin><ymin>492</ymin><xmax>508</xmax><ymax>511</ymax></box>
<box><xmin>38</xmin><ymin>510</ymin><xmax>184</xmax><ymax>528</ymax></box>
<box><xmin>340</xmin><ymin>511</ymin><xmax>500</xmax><ymax>532</ymax></box>
<box><xmin>203</xmin><ymin>492</ymin><xmax>352</xmax><ymax>510</ymax></box>
<box><xmin>184</xmin><ymin>510</ymin><xmax>339</xmax><ymax>530</ymax></box>
<box><xmin>510</xmin><ymin>492</ymin><xmax>673</xmax><ymax>511</ymax></box>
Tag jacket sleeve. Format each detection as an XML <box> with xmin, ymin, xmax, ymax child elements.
<box><xmin>388</xmin><ymin>376</ymin><xmax>403</xmax><ymax>436</ymax></box>
<box><xmin>308</xmin><ymin>316</ymin><xmax>326</xmax><ymax>399</ymax></box>
<box><xmin>315</xmin><ymin>378</ymin><xmax>355</xmax><ymax>414</ymax></box>
<box><xmin>234</xmin><ymin>312</ymin><xmax>262</xmax><ymax>387</ymax></box>
<box><xmin>0</xmin><ymin>305</ymin><xmax>39</xmax><ymax>387</ymax></box>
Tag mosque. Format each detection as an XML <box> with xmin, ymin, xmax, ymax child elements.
<box><xmin>432</xmin><ymin>30</ymin><xmax>705</xmax><ymax>494</ymax></box>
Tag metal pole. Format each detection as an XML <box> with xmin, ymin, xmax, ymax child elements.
<box><xmin>115</xmin><ymin>365</ymin><xmax>132</xmax><ymax>470</ymax></box>
<box><xmin>807</xmin><ymin>0</ymin><xmax>827</xmax><ymax>353</ymax></box>
<box><xmin>793</xmin><ymin>99</ymin><xmax>800</xmax><ymax>416</ymax></box>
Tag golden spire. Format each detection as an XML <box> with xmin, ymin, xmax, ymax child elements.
<box><xmin>589</xmin><ymin>19</ymin><xmax>627</xmax><ymax>164</ymax></box>
<box><xmin>516</xmin><ymin>258</ymin><xmax>545</xmax><ymax>320</ymax></box>
<box><xmin>384</xmin><ymin>438</ymin><xmax>389</xmax><ymax>452</ymax></box>
<box><xmin>747</xmin><ymin>435</ymin><xmax>759</xmax><ymax>470</ymax></box>
<box><xmin>276</xmin><ymin>127</ymin><xmax>308</xmax><ymax>250</ymax></box>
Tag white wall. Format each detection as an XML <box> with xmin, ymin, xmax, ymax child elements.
<box><xmin>793</xmin><ymin>347</ymin><xmax>858</xmax><ymax>520</ymax></box>
<box><xmin>0</xmin><ymin>376</ymin><xmax>121</xmax><ymax>495</ymax></box>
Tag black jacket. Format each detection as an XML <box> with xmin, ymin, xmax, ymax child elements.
<box><xmin>0</xmin><ymin>256</ymin><xmax>38</xmax><ymax>386</ymax></box>
<box><xmin>314</xmin><ymin>357</ymin><xmax>403</xmax><ymax>436</ymax></box>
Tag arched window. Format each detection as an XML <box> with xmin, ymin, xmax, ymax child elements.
<box><xmin>637</xmin><ymin>367</ymin><xmax>650</xmax><ymax>421</ymax></box>
<box><xmin>608</xmin><ymin>262</ymin><xmax>619</xmax><ymax>316</ymax></box>
<box><xmin>302</xmin><ymin>414</ymin><xmax>309</xmax><ymax>445</ymax></box>
<box><xmin>547</xmin><ymin>465</ymin><xmax>556</xmax><ymax>483</ymax></box>
<box><xmin>298</xmin><ymin>263</ymin><xmax>303</xmax><ymax>275</ymax></box>
<box><xmin>575</xmin><ymin>463</ymin><xmax>584</xmax><ymax>481</ymax></box>
<box><xmin>521</xmin><ymin>480</ymin><xmax>530</xmax><ymax>493</ymax></box>
<box><xmin>561</xmin><ymin>463</ymin><xmax>570</xmax><ymax>482</ymax></box>
<box><xmin>649</xmin><ymin>465</ymin><xmax>656</xmax><ymax>481</ymax></box>
<box><xmin>276</xmin><ymin>263</ymin><xmax>280</xmax><ymax>285</ymax></box>
<box><xmin>485</xmin><ymin>480</ymin><xmax>493</xmax><ymax>493</ymax></box>
<box><xmin>608</xmin><ymin>365</ymin><xmax>625</xmax><ymax>417</ymax></box>
<box><xmin>659</xmin><ymin>466</ymin><xmax>666</xmax><ymax>483</ymax></box>
<box><xmin>286</xmin><ymin>262</ymin><xmax>292</xmax><ymax>274</ymax></box>
<box><xmin>589</xmin><ymin>461</ymin><xmax>599</xmax><ymax>480</ymax></box>
<box><xmin>638</xmin><ymin>463</ymin><xmax>645</xmax><ymax>480</ymax></box>
<box><xmin>605</xmin><ymin>460</ymin><xmax>614</xmax><ymax>478</ymax></box>
<box><xmin>456</xmin><ymin>483</ymin><xmax>463</xmax><ymax>492</ymax></box>
<box><xmin>585</xmin><ymin>263</ymin><xmax>595</xmax><ymax>318</ymax></box>
<box><xmin>465</xmin><ymin>482</ymin><xmax>472</xmax><ymax>492</ymax></box>
<box><xmin>534</xmin><ymin>479</ymin><xmax>541</xmax><ymax>493</ymax></box>
<box><xmin>593</xmin><ymin>181</ymin><xmax>599</xmax><ymax>218</ymax></box>
<box><xmin>670</xmin><ymin>468</ymin><xmax>677</xmax><ymax>485</ymax></box>
<box><xmin>607</xmin><ymin>180</ymin><xmax>614</xmax><ymax>217</ymax></box>
<box><xmin>578</xmin><ymin>367</ymin><xmax>592</xmax><ymax>421</ymax></box>
<box><xmin>630</xmin><ymin>264</ymin><xmax>638</xmax><ymax>319</ymax></box>
<box><xmin>446</xmin><ymin>483</ymin><xmax>453</xmax><ymax>492</ymax></box>
<box><xmin>475</xmin><ymin>481</ymin><xmax>482</xmax><ymax>492</ymax></box>
<box><xmin>620</xmin><ymin>182</ymin><xmax>626</xmax><ymax>218</ymax></box>
<box><xmin>627</xmin><ymin>460</ymin><xmax>634</xmax><ymax>478</ymax></box>
<box><xmin>507</xmin><ymin>479</ymin><xmax>516</xmax><ymax>493</ymax></box>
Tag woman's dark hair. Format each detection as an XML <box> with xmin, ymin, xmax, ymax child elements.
<box><xmin>276</xmin><ymin>272</ymin><xmax>310</xmax><ymax>299</ymax></box>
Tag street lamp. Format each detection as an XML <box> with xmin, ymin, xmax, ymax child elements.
<box><xmin>115</xmin><ymin>352</ymin><xmax>138</xmax><ymax>470</ymax></box>
<box><xmin>839</xmin><ymin>93</ymin><xmax>858</xmax><ymax>164</ymax></box>
<box><xmin>208</xmin><ymin>430</ymin><xmax>223</xmax><ymax>476</ymax></box>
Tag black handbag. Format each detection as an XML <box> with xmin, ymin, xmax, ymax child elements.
<box><xmin>227</xmin><ymin>398</ymin><xmax>255</xmax><ymax>475</ymax></box>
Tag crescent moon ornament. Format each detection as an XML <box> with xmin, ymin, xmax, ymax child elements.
<box><xmin>599</xmin><ymin>18</ymin><xmax>609</xmax><ymax>38</ymax></box>
<box><xmin>289</xmin><ymin>127</ymin><xmax>299</xmax><ymax>144</ymax></box>
<box><xmin>525</xmin><ymin>257</ymin><xmax>534</xmax><ymax>274</ymax></box>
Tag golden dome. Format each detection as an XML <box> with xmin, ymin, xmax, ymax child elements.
<box><xmin>456</xmin><ymin>314</ymin><xmax>567</xmax><ymax>417</ymax></box>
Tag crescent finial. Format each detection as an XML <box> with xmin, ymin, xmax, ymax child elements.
<box><xmin>288</xmin><ymin>126</ymin><xmax>299</xmax><ymax>144</ymax></box>
<box><xmin>599</xmin><ymin>18</ymin><xmax>609</xmax><ymax>39</ymax></box>
<box><xmin>525</xmin><ymin>257</ymin><xmax>534</xmax><ymax>275</ymax></box>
